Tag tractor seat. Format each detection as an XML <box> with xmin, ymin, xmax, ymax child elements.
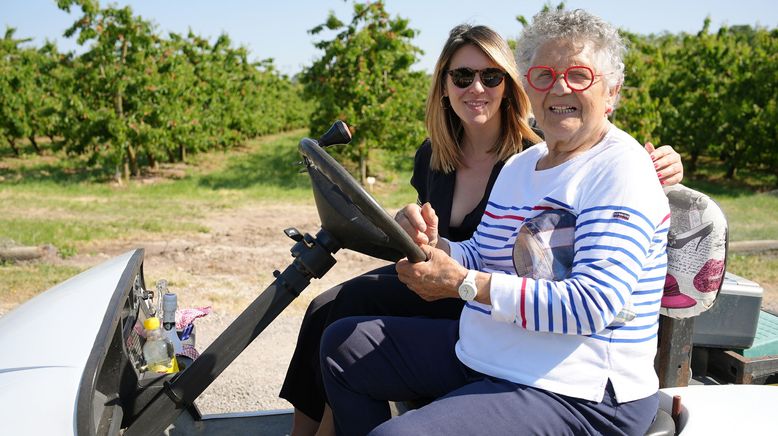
<box><xmin>645</xmin><ymin>184</ymin><xmax>730</xmax><ymax>435</ymax></box>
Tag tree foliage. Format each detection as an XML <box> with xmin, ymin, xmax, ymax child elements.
<box><xmin>0</xmin><ymin>0</ymin><xmax>308</xmax><ymax>180</ymax></box>
<box><xmin>301</xmin><ymin>1</ymin><xmax>427</xmax><ymax>183</ymax></box>
<box><xmin>617</xmin><ymin>20</ymin><xmax>778</xmax><ymax>182</ymax></box>
<box><xmin>2</xmin><ymin>1</ymin><xmax>776</xmax><ymax>187</ymax></box>
<box><xmin>0</xmin><ymin>28</ymin><xmax>61</xmax><ymax>156</ymax></box>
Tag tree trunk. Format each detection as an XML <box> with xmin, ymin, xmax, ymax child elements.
<box><xmin>0</xmin><ymin>245</ymin><xmax>57</xmax><ymax>262</ymax></box>
<box><xmin>115</xmin><ymin>38</ymin><xmax>133</xmax><ymax>179</ymax></box>
<box><xmin>359</xmin><ymin>142</ymin><xmax>368</xmax><ymax>186</ymax></box>
<box><xmin>179</xmin><ymin>143</ymin><xmax>186</xmax><ymax>162</ymax></box>
<box><xmin>28</xmin><ymin>136</ymin><xmax>41</xmax><ymax>155</ymax></box>
<box><xmin>128</xmin><ymin>144</ymin><xmax>140</xmax><ymax>178</ymax></box>
<box><xmin>725</xmin><ymin>161</ymin><xmax>737</xmax><ymax>180</ymax></box>
<box><xmin>123</xmin><ymin>159</ymin><xmax>130</xmax><ymax>182</ymax></box>
<box><xmin>147</xmin><ymin>152</ymin><xmax>158</xmax><ymax>169</ymax></box>
<box><xmin>688</xmin><ymin>150</ymin><xmax>699</xmax><ymax>175</ymax></box>
<box><xmin>6</xmin><ymin>136</ymin><xmax>19</xmax><ymax>156</ymax></box>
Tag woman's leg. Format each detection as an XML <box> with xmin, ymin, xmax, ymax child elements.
<box><xmin>282</xmin><ymin>264</ymin><xmax>465</xmax><ymax>434</ymax></box>
<box><xmin>370</xmin><ymin>380</ymin><xmax>658</xmax><ymax>436</ymax></box>
<box><xmin>320</xmin><ymin>316</ymin><xmax>472</xmax><ymax>436</ymax></box>
<box><xmin>280</xmin><ymin>265</ymin><xmax>408</xmax><ymax>429</ymax></box>
<box><xmin>280</xmin><ymin>283</ymin><xmax>341</xmax><ymax>427</ymax></box>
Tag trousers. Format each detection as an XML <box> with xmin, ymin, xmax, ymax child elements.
<box><xmin>320</xmin><ymin>316</ymin><xmax>658</xmax><ymax>436</ymax></box>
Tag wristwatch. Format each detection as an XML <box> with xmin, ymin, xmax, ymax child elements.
<box><xmin>458</xmin><ymin>270</ymin><xmax>478</xmax><ymax>301</ymax></box>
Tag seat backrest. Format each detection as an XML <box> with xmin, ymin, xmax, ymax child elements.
<box><xmin>660</xmin><ymin>184</ymin><xmax>729</xmax><ymax>319</ymax></box>
<box><xmin>655</xmin><ymin>184</ymin><xmax>729</xmax><ymax>388</ymax></box>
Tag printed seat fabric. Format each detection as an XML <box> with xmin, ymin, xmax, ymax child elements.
<box><xmin>660</xmin><ymin>184</ymin><xmax>728</xmax><ymax>318</ymax></box>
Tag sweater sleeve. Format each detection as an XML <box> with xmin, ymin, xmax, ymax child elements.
<box><xmin>489</xmin><ymin>152</ymin><xmax>670</xmax><ymax>335</ymax></box>
<box><xmin>447</xmin><ymin>237</ymin><xmax>485</xmax><ymax>271</ymax></box>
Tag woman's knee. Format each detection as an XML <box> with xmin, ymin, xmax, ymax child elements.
<box><xmin>305</xmin><ymin>285</ymin><xmax>341</xmax><ymax>318</ymax></box>
<box><xmin>327</xmin><ymin>276</ymin><xmax>395</xmax><ymax>318</ymax></box>
<box><xmin>320</xmin><ymin>317</ymin><xmax>389</xmax><ymax>372</ymax></box>
<box><xmin>320</xmin><ymin>317</ymin><xmax>370</xmax><ymax>367</ymax></box>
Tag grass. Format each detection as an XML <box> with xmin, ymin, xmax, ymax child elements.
<box><xmin>0</xmin><ymin>262</ymin><xmax>83</xmax><ymax>308</ymax></box>
<box><xmin>684</xmin><ymin>177</ymin><xmax>778</xmax><ymax>242</ymax></box>
<box><xmin>0</xmin><ymin>129</ymin><xmax>418</xmax><ymax>303</ymax></box>
<box><xmin>728</xmin><ymin>252</ymin><xmax>778</xmax><ymax>283</ymax></box>
<box><xmin>0</xmin><ymin>130</ymin><xmax>317</xmax><ymax>255</ymax></box>
<box><xmin>1</xmin><ymin>131</ymin><xmax>777</xmax><ymax>307</ymax></box>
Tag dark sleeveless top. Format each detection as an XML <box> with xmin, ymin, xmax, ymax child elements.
<box><xmin>409</xmin><ymin>128</ymin><xmax>543</xmax><ymax>242</ymax></box>
<box><xmin>409</xmin><ymin>139</ymin><xmax>504</xmax><ymax>243</ymax></box>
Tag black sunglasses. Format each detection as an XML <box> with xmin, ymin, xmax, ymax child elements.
<box><xmin>446</xmin><ymin>67</ymin><xmax>507</xmax><ymax>89</ymax></box>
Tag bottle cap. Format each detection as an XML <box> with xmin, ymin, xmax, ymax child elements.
<box><xmin>143</xmin><ymin>317</ymin><xmax>160</xmax><ymax>330</ymax></box>
<box><xmin>163</xmin><ymin>293</ymin><xmax>177</xmax><ymax>312</ymax></box>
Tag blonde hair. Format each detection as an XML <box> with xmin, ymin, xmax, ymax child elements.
<box><xmin>426</xmin><ymin>24</ymin><xmax>540</xmax><ymax>173</ymax></box>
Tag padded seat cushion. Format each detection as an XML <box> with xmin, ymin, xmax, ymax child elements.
<box><xmin>660</xmin><ymin>184</ymin><xmax>728</xmax><ymax>318</ymax></box>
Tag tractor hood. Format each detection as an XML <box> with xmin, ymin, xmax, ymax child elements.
<box><xmin>0</xmin><ymin>250</ymin><xmax>142</xmax><ymax>435</ymax></box>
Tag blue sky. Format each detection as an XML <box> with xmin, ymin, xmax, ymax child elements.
<box><xmin>3</xmin><ymin>0</ymin><xmax>777</xmax><ymax>75</ymax></box>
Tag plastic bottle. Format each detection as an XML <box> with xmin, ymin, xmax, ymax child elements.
<box><xmin>142</xmin><ymin>316</ymin><xmax>177</xmax><ymax>373</ymax></box>
<box><xmin>155</xmin><ymin>280</ymin><xmax>168</xmax><ymax>317</ymax></box>
<box><xmin>162</xmin><ymin>292</ymin><xmax>183</xmax><ymax>354</ymax></box>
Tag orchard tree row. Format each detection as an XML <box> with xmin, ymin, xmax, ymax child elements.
<box><xmin>615</xmin><ymin>20</ymin><xmax>777</xmax><ymax>181</ymax></box>
<box><xmin>0</xmin><ymin>0</ymin><xmax>308</xmax><ymax>180</ymax></box>
<box><xmin>2</xmin><ymin>0</ymin><xmax>775</xmax><ymax>185</ymax></box>
<box><xmin>306</xmin><ymin>2</ymin><xmax>777</xmax><ymax>185</ymax></box>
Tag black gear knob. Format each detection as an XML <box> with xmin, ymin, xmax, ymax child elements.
<box><xmin>318</xmin><ymin>121</ymin><xmax>352</xmax><ymax>147</ymax></box>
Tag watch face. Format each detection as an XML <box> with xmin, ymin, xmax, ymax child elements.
<box><xmin>459</xmin><ymin>283</ymin><xmax>477</xmax><ymax>301</ymax></box>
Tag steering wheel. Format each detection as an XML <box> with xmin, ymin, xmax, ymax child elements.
<box><xmin>299</xmin><ymin>122</ymin><xmax>427</xmax><ymax>263</ymax></box>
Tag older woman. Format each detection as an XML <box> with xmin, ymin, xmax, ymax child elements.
<box><xmin>319</xmin><ymin>9</ymin><xmax>670</xmax><ymax>436</ymax></box>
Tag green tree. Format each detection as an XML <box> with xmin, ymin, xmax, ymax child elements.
<box><xmin>648</xmin><ymin>20</ymin><xmax>778</xmax><ymax>180</ymax></box>
<box><xmin>0</xmin><ymin>28</ymin><xmax>53</xmax><ymax>156</ymax></box>
<box><xmin>58</xmin><ymin>0</ymin><xmax>162</xmax><ymax>178</ymax></box>
<box><xmin>302</xmin><ymin>1</ymin><xmax>426</xmax><ymax>184</ymax></box>
<box><xmin>713</xmin><ymin>25</ymin><xmax>778</xmax><ymax>180</ymax></box>
<box><xmin>55</xmin><ymin>0</ymin><xmax>308</xmax><ymax>179</ymax></box>
<box><xmin>614</xmin><ymin>31</ymin><xmax>666</xmax><ymax>142</ymax></box>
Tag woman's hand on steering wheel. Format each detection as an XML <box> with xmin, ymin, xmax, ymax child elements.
<box><xmin>395</xmin><ymin>202</ymin><xmax>439</xmax><ymax>248</ymax></box>
<box><xmin>396</xmin><ymin>244</ymin><xmax>466</xmax><ymax>301</ymax></box>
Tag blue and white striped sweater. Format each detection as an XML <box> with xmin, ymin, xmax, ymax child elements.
<box><xmin>449</xmin><ymin>125</ymin><xmax>671</xmax><ymax>403</ymax></box>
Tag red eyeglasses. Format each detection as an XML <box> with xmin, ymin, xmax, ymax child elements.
<box><xmin>524</xmin><ymin>65</ymin><xmax>611</xmax><ymax>92</ymax></box>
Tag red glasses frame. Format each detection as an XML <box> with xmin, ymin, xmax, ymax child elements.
<box><xmin>524</xmin><ymin>65</ymin><xmax>610</xmax><ymax>92</ymax></box>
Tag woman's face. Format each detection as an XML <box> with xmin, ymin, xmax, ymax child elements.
<box><xmin>526</xmin><ymin>39</ymin><xmax>619</xmax><ymax>152</ymax></box>
<box><xmin>445</xmin><ymin>44</ymin><xmax>505</xmax><ymax>136</ymax></box>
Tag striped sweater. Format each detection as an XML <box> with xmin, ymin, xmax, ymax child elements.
<box><xmin>449</xmin><ymin>125</ymin><xmax>670</xmax><ymax>403</ymax></box>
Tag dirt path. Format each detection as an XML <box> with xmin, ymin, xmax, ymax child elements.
<box><xmin>61</xmin><ymin>203</ymin><xmax>388</xmax><ymax>414</ymax></box>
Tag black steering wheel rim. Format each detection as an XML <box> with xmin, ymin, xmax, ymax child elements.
<box><xmin>299</xmin><ymin>138</ymin><xmax>427</xmax><ymax>263</ymax></box>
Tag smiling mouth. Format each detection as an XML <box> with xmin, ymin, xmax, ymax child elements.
<box><xmin>549</xmin><ymin>105</ymin><xmax>576</xmax><ymax>114</ymax></box>
<box><xmin>466</xmin><ymin>101</ymin><xmax>488</xmax><ymax>110</ymax></box>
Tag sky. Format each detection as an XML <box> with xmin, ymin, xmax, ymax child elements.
<box><xmin>3</xmin><ymin>0</ymin><xmax>777</xmax><ymax>75</ymax></box>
